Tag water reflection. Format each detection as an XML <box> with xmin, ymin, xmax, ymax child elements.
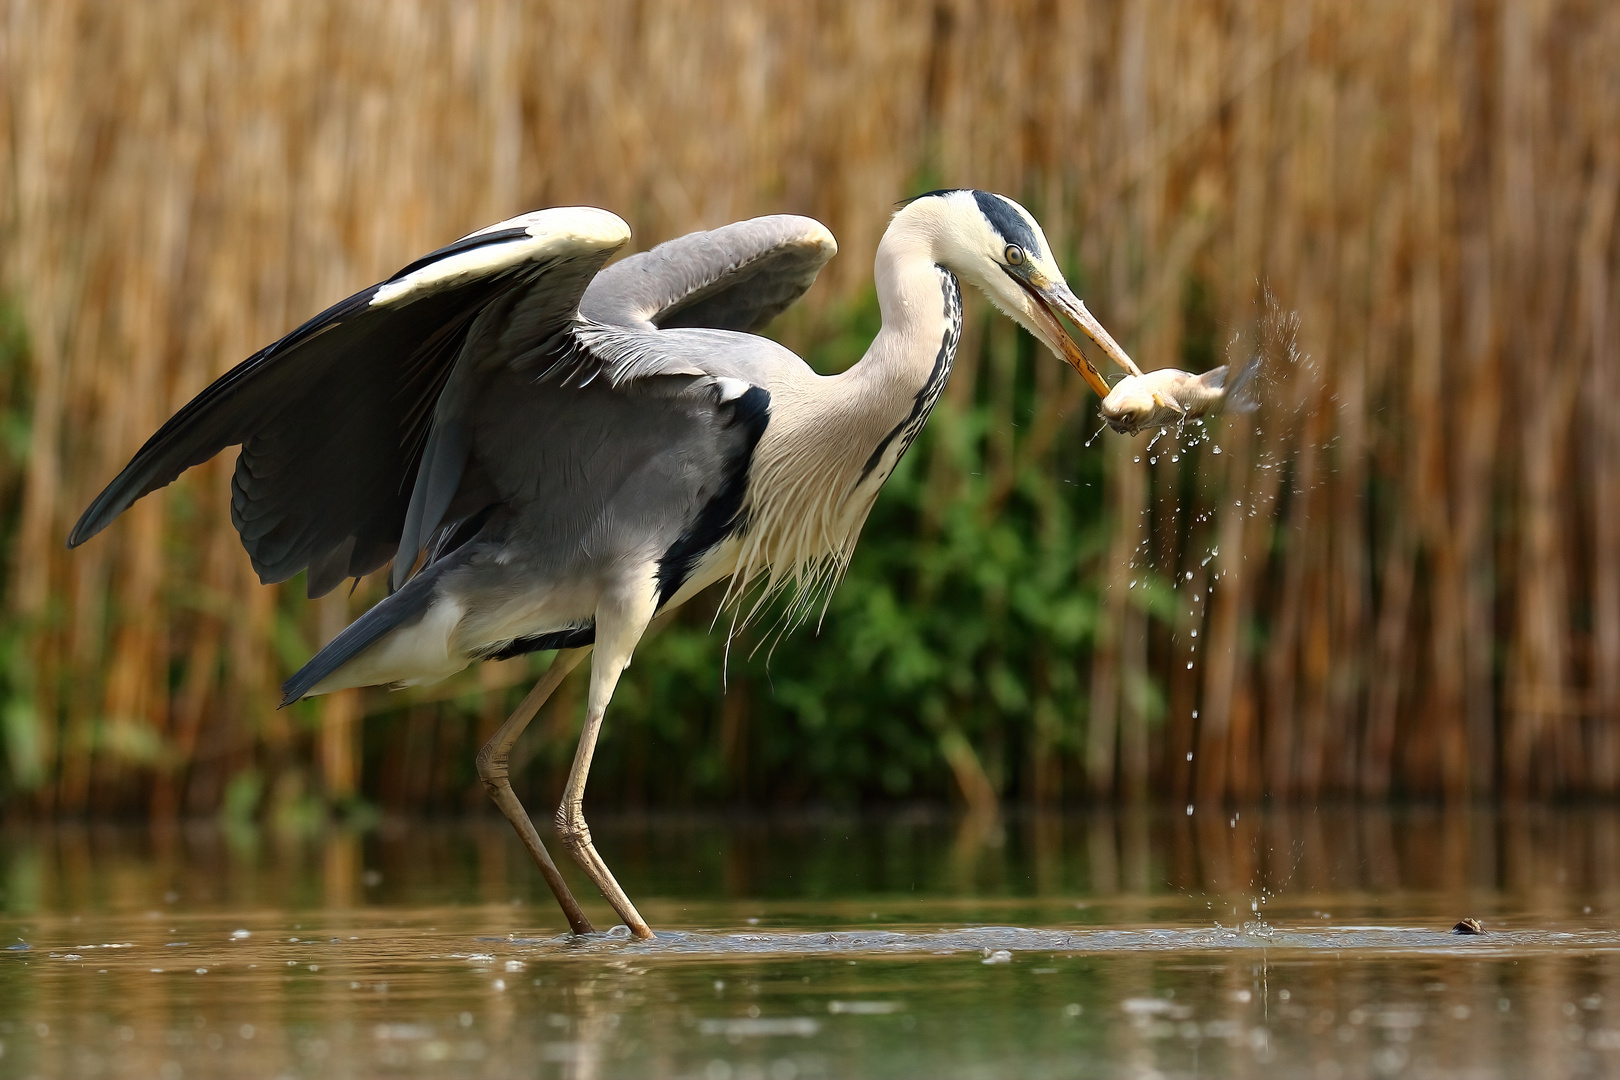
<box><xmin>0</xmin><ymin>806</ymin><xmax>1617</xmax><ymax>1078</ymax></box>
<box><xmin>9</xmin><ymin>805</ymin><xmax>1614</xmax><ymax>921</ymax></box>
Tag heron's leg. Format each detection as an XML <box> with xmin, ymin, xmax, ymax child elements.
<box><xmin>557</xmin><ymin>578</ymin><xmax>659</xmax><ymax>939</ymax></box>
<box><xmin>476</xmin><ymin>646</ymin><xmax>595</xmax><ymax>935</ymax></box>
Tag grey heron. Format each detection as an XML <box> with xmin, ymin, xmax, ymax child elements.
<box><xmin>70</xmin><ymin>189</ymin><xmax>1138</xmax><ymax>938</ymax></box>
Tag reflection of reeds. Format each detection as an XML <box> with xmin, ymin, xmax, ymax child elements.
<box><xmin>2</xmin><ymin>0</ymin><xmax>1619</xmax><ymax>812</ymax></box>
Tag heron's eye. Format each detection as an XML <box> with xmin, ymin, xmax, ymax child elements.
<box><xmin>1005</xmin><ymin>245</ymin><xmax>1025</xmax><ymax>266</ymax></box>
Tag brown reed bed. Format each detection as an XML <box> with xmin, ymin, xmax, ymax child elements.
<box><xmin>1</xmin><ymin>0</ymin><xmax>1618</xmax><ymax>815</ymax></box>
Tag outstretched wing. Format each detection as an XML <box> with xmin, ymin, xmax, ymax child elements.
<box><xmin>579</xmin><ymin>215</ymin><xmax>836</xmax><ymax>334</ymax></box>
<box><xmin>69</xmin><ymin>207</ymin><xmax>631</xmax><ymax>596</ymax></box>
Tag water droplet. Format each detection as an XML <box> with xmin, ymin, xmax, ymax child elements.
<box><xmin>1213</xmin><ymin>446</ymin><xmax>1222</xmax><ymax>455</ymax></box>
<box><xmin>1186</xmin><ymin>805</ymin><xmax>1194</xmax><ymax>815</ymax></box>
<box><xmin>1186</xmin><ymin>662</ymin><xmax>1193</xmax><ymax>669</ymax></box>
<box><xmin>1192</xmin><ymin>710</ymin><xmax>1199</xmax><ymax>718</ymax></box>
<box><xmin>1186</xmin><ymin>752</ymin><xmax>1194</xmax><ymax>761</ymax></box>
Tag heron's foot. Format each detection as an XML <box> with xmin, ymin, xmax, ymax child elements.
<box><xmin>557</xmin><ymin>805</ymin><xmax>654</xmax><ymax>940</ymax></box>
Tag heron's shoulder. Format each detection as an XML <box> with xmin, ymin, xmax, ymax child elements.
<box><xmin>570</xmin><ymin>321</ymin><xmax>814</xmax><ymax>391</ymax></box>
<box><xmin>652</xmin><ymin>325</ymin><xmax>809</xmax><ymax>366</ymax></box>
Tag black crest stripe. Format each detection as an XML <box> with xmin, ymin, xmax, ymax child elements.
<box><xmin>971</xmin><ymin>191</ymin><xmax>1041</xmax><ymax>259</ymax></box>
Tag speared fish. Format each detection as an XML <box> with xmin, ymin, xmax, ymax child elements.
<box><xmin>1098</xmin><ymin>358</ymin><xmax>1258</xmax><ymax>436</ymax></box>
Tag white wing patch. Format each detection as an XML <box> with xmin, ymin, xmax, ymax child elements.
<box><xmin>711</xmin><ymin>377</ymin><xmax>753</xmax><ymax>402</ymax></box>
<box><xmin>370</xmin><ymin>207</ymin><xmax>630</xmax><ymax>309</ymax></box>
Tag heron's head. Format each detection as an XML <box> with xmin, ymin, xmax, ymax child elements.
<box><xmin>903</xmin><ymin>189</ymin><xmax>1135</xmax><ymax>398</ymax></box>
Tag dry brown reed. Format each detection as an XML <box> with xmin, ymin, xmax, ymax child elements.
<box><xmin>2</xmin><ymin>0</ymin><xmax>1619</xmax><ymax>813</ymax></box>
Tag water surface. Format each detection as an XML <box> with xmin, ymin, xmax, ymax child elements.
<box><xmin>2</xmin><ymin>807</ymin><xmax>1618</xmax><ymax>1078</ymax></box>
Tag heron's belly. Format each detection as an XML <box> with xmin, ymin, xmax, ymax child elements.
<box><xmin>447</xmin><ymin>573</ymin><xmax>608</xmax><ymax>656</ymax></box>
<box><xmin>454</xmin><ymin>535</ymin><xmax>742</xmax><ymax>652</ymax></box>
<box><xmin>322</xmin><ymin>534</ymin><xmax>746</xmax><ymax>694</ymax></box>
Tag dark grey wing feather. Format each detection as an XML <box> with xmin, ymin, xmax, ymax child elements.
<box><xmin>222</xmin><ymin>296</ymin><xmax>484</xmax><ymax>586</ymax></box>
<box><xmin>579</xmin><ymin>215</ymin><xmax>836</xmax><ymax>334</ymax></box>
<box><xmin>70</xmin><ymin>207</ymin><xmax>630</xmax><ymax>596</ymax></box>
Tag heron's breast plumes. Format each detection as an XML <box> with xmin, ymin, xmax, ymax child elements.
<box><xmin>721</xmin><ymin>394</ymin><xmax>888</xmax><ymax>629</ymax></box>
<box><xmin>721</xmin><ymin>268</ymin><xmax>962</xmax><ymax>632</ymax></box>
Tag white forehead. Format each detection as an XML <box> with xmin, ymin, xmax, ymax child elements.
<box><xmin>938</xmin><ymin>190</ymin><xmax>1048</xmax><ymax>259</ymax></box>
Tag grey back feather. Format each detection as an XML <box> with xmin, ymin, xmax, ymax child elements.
<box><xmin>395</xmin><ymin>214</ymin><xmax>835</xmax><ymax>585</ymax></box>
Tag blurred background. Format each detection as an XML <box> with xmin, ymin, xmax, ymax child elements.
<box><xmin>0</xmin><ymin>0</ymin><xmax>1617</xmax><ymax>822</ymax></box>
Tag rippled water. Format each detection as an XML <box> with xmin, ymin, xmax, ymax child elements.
<box><xmin>3</xmin><ymin>807</ymin><xmax>1619</xmax><ymax>1078</ymax></box>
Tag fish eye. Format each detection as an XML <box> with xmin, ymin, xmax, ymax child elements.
<box><xmin>1004</xmin><ymin>245</ymin><xmax>1024</xmax><ymax>266</ymax></box>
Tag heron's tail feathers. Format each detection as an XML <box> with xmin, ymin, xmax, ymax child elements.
<box><xmin>281</xmin><ymin>557</ymin><xmax>456</xmax><ymax>705</ymax></box>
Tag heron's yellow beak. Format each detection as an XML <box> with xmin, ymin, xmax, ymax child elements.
<box><xmin>1022</xmin><ymin>279</ymin><xmax>1140</xmax><ymax>399</ymax></box>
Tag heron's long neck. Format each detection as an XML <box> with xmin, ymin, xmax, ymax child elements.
<box><xmin>723</xmin><ymin>213</ymin><xmax>964</xmax><ymax>616</ymax></box>
<box><xmin>839</xmin><ymin>221</ymin><xmax>963</xmax><ymax>482</ymax></box>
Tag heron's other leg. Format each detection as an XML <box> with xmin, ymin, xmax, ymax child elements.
<box><xmin>476</xmin><ymin>646</ymin><xmax>594</xmax><ymax>935</ymax></box>
<box><xmin>557</xmin><ymin>577</ymin><xmax>659</xmax><ymax>939</ymax></box>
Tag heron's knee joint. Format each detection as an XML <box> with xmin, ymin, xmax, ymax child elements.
<box><xmin>475</xmin><ymin>746</ymin><xmax>508</xmax><ymax>786</ymax></box>
<box><xmin>555</xmin><ymin>805</ymin><xmax>591</xmax><ymax>851</ymax></box>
